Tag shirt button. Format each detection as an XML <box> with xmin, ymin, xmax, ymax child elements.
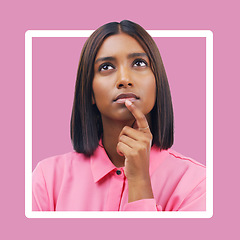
<box><xmin>116</xmin><ymin>170</ymin><xmax>121</xmax><ymax>175</ymax></box>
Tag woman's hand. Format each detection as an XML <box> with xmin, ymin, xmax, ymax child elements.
<box><xmin>117</xmin><ymin>99</ymin><xmax>154</xmax><ymax>202</ymax></box>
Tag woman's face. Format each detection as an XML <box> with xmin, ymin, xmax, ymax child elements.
<box><xmin>92</xmin><ymin>33</ymin><xmax>156</xmax><ymax>122</ymax></box>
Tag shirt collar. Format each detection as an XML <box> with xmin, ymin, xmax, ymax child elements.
<box><xmin>90</xmin><ymin>141</ymin><xmax>168</xmax><ymax>183</ymax></box>
<box><xmin>90</xmin><ymin>143</ymin><xmax>117</xmax><ymax>183</ymax></box>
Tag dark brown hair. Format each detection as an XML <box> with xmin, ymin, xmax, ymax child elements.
<box><xmin>71</xmin><ymin>20</ymin><xmax>174</xmax><ymax>156</ymax></box>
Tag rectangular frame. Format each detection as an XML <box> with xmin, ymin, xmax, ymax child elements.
<box><xmin>25</xmin><ymin>30</ymin><xmax>213</xmax><ymax>218</ymax></box>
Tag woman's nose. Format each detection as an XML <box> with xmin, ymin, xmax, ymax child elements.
<box><xmin>116</xmin><ymin>66</ymin><xmax>133</xmax><ymax>88</ymax></box>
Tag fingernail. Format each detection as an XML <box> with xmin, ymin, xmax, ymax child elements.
<box><xmin>125</xmin><ymin>99</ymin><xmax>132</xmax><ymax>106</ymax></box>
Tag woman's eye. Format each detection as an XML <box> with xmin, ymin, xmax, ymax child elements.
<box><xmin>133</xmin><ymin>59</ymin><xmax>148</xmax><ymax>67</ymax></box>
<box><xmin>99</xmin><ymin>63</ymin><xmax>114</xmax><ymax>72</ymax></box>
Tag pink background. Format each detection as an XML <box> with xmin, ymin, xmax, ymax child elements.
<box><xmin>1</xmin><ymin>0</ymin><xmax>239</xmax><ymax>239</ymax></box>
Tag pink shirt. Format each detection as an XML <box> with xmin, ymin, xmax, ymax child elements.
<box><xmin>32</xmin><ymin>145</ymin><xmax>206</xmax><ymax>211</ymax></box>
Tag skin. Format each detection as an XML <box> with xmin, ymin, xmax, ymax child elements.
<box><xmin>92</xmin><ymin>33</ymin><xmax>156</xmax><ymax>202</ymax></box>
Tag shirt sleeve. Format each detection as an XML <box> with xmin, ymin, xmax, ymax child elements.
<box><xmin>177</xmin><ymin>178</ymin><xmax>206</xmax><ymax>211</ymax></box>
<box><xmin>123</xmin><ymin>199</ymin><xmax>162</xmax><ymax>211</ymax></box>
<box><xmin>123</xmin><ymin>178</ymin><xmax>206</xmax><ymax>211</ymax></box>
<box><xmin>32</xmin><ymin>163</ymin><xmax>51</xmax><ymax>211</ymax></box>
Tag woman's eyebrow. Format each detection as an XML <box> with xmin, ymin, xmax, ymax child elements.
<box><xmin>127</xmin><ymin>53</ymin><xmax>148</xmax><ymax>59</ymax></box>
<box><xmin>95</xmin><ymin>56</ymin><xmax>115</xmax><ymax>64</ymax></box>
<box><xmin>95</xmin><ymin>53</ymin><xmax>148</xmax><ymax>64</ymax></box>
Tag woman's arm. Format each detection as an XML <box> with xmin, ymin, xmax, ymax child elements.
<box><xmin>32</xmin><ymin>163</ymin><xmax>51</xmax><ymax>211</ymax></box>
<box><xmin>117</xmin><ymin>99</ymin><xmax>154</xmax><ymax>203</ymax></box>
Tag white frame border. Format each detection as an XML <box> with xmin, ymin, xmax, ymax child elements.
<box><xmin>25</xmin><ymin>30</ymin><xmax>213</xmax><ymax>218</ymax></box>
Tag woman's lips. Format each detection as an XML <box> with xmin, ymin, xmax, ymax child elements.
<box><xmin>115</xmin><ymin>97</ymin><xmax>137</xmax><ymax>103</ymax></box>
<box><xmin>114</xmin><ymin>93</ymin><xmax>139</xmax><ymax>103</ymax></box>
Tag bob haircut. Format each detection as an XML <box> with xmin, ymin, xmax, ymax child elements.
<box><xmin>71</xmin><ymin>20</ymin><xmax>174</xmax><ymax>156</ymax></box>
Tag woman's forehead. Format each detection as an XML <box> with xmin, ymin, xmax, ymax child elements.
<box><xmin>96</xmin><ymin>33</ymin><xmax>146</xmax><ymax>58</ymax></box>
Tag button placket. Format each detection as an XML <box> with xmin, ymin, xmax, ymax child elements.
<box><xmin>105</xmin><ymin>168</ymin><xmax>125</xmax><ymax>210</ymax></box>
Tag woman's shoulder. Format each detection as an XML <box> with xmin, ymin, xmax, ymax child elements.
<box><xmin>150</xmin><ymin>147</ymin><xmax>206</xmax><ymax>179</ymax></box>
<box><xmin>167</xmin><ymin>149</ymin><xmax>206</xmax><ymax>169</ymax></box>
<box><xmin>33</xmin><ymin>151</ymin><xmax>90</xmax><ymax>174</ymax></box>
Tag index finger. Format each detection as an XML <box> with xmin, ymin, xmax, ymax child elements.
<box><xmin>125</xmin><ymin>99</ymin><xmax>149</xmax><ymax>130</ymax></box>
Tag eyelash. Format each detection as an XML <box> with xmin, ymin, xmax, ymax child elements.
<box><xmin>98</xmin><ymin>59</ymin><xmax>148</xmax><ymax>72</ymax></box>
<box><xmin>132</xmin><ymin>59</ymin><xmax>148</xmax><ymax>67</ymax></box>
<box><xmin>98</xmin><ymin>63</ymin><xmax>115</xmax><ymax>72</ymax></box>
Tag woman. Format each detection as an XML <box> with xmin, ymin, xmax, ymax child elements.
<box><xmin>32</xmin><ymin>20</ymin><xmax>206</xmax><ymax>211</ymax></box>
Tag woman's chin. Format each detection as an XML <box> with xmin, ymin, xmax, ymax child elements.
<box><xmin>102</xmin><ymin>109</ymin><xmax>135</xmax><ymax>123</ymax></box>
<box><xmin>114</xmin><ymin>111</ymin><xmax>135</xmax><ymax>122</ymax></box>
